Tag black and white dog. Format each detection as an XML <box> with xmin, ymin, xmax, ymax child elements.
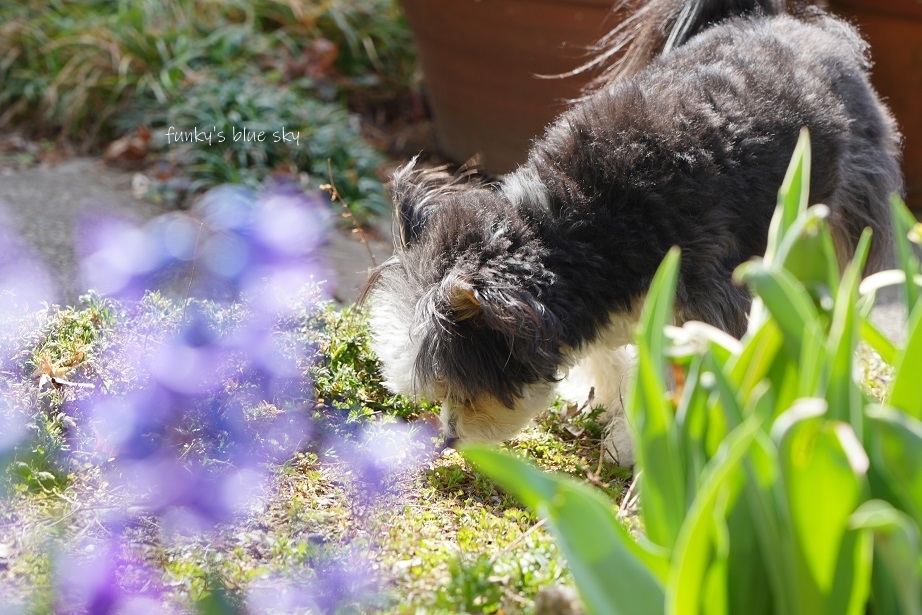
<box><xmin>363</xmin><ymin>0</ymin><xmax>902</xmax><ymax>465</ymax></box>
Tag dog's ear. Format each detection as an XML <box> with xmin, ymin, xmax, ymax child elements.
<box><xmin>390</xmin><ymin>157</ymin><xmax>484</xmax><ymax>248</ymax></box>
<box><xmin>438</xmin><ymin>270</ymin><xmax>561</xmax><ymax>365</ymax></box>
<box><xmin>444</xmin><ymin>276</ymin><xmax>482</xmax><ymax>323</ymax></box>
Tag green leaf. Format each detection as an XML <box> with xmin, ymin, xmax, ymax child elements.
<box><xmin>797</xmin><ymin>322</ymin><xmax>826</xmax><ymax>399</ymax></box>
<box><xmin>889</xmin><ymin>194</ymin><xmax>921</xmax><ymax>311</ymax></box>
<box><xmin>825</xmin><ymin>527</ymin><xmax>872</xmax><ymax>615</ymax></box>
<box><xmin>887</xmin><ymin>299</ymin><xmax>922</xmax><ymax>422</ymax></box>
<box><xmin>865</xmin><ymin>406</ymin><xmax>922</xmax><ymax>528</ymax></box>
<box><xmin>675</xmin><ymin>354</ymin><xmax>715</xmax><ymax>483</ymax></box>
<box><xmin>773</xmin><ymin>401</ymin><xmax>870</xmax><ymax>614</ymax></box>
<box><xmin>851</xmin><ymin>500</ymin><xmax>922</xmax><ymax>615</ymax></box>
<box><xmin>666</xmin><ymin>321</ymin><xmax>741</xmax><ymax>368</ymax></box>
<box><xmin>738</xmin><ymin>434</ymin><xmax>801</xmax><ymax>615</ymax></box>
<box><xmin>825</xmin><ymin>229</ymin><xmax>870</xmax><ymax>430</ymax></box>
<box><xmin>728</xmin><ymin>319</ymin><xmax>783</xmax><ymax>401</ymax></box>
<box><xmin>859</xmin><ymin>318</ymin><xmax>899</xmax><ymax>366</ymax></box>
<box><xmin>701</xmin><ymin>352</ymin><xmax>745</xmax><ymax>431</ymax></box>
<box><xmin>774</xmin><ymin>204</ymin><xmax>840</xmax><ymax>297</ymax></box>
<box><xmin>857</xmin><ymin>267</ymin><xmax>921</xmax><ymax>365</ymax></box>
<box><xmin>630</xmin><ymin>246</ymin><xmax>687</xmax><ymax>549</ymax></box>
<box><xmin>734</xmin><ymin>262</ymin><xmax>820</xmax><ymax>358</ymax></box>
<box><xmin>725</xmin><ymin>489</ymin><xmax>774</xmax><ymax>615</ymax></box>
<box><xmin>464</xmin><ymin>444</ymin><xmax>667</xmax><ymax>615</ymax></box>
<box><xmin>765</xmin><ymin>127</ymin><xmax>812</xmax><ymax>266</ymax></box>
<box><xmin>669</xmin><ymin>418</ymin><xmax>760</xmax><ymax>615</ymax></box>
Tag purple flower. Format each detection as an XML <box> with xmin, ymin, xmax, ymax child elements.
<box><xmin>4</xmin><ymin>180</ymin><xmax>443</xmax><ymax>612</ymax></box>
<box><xmin>54</xmin><ymin>537</ymin><xmax>163</xmax><ymax>615</ymax></box>
<box><xmin>78</xmin><ymin>183</ymin><xmax>332</xmax><ymax>304</ymax></box>
<box><xmin>64</xmin><ymin>183</ymin><xmax>337</xmax><ymax>549</ymax></box>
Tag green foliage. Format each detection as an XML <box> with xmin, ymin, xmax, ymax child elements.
<box><xmin>0</xmin><ymin>0</ymin><xmax>413</xmax><ymax>218</ymax></box>
<box><xmin>140</xmin><ymin>72</ymin><xmax>389</xmax><ymax>218</ymax></box>
<box><xmin>307</xmin><ymin>303</ymin><xmax>435</xmax><ymax>428</ymax></box>
<box><xmin>1</xmin><ymin>294</ymin><xmax>114</xmax><ymax>493</ymax></box>
<box><xmin>468</xmin><ymin>130</ymin><xmax>922</xmax><ymax>615</ymax></box>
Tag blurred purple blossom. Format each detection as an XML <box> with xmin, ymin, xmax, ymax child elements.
<box><xmin>0</xmin><ymin>204</ymin><xmax>55</xmax><ymax>492</ymax></box>
<box><xmin>1</xmin><ymin>182</ymin><xmax>441</xmax><ymax>613</ymax></box>
<box><xmin>0</xmin><ymin>182</ymin><xmax>338</xmax><ymax>611</ymax></box>
<box><xmin>54</xmin><ymin>537</ymin><xmax>164</xmax><ymax>615</ymax></box>
<box><xmin>78</xmin><ymin>183</ymin><xmax>332</xmax><ymax>307</ymax></box>
<box><xmin>76</xmin><ymin>183</ymin><xmax>332</xmax><ymax>527</ymax></box>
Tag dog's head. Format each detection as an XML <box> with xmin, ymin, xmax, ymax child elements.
<box><xmin>363</xmin><ymin>159</ymin><xmax>563</xmax><ymax>445</ymax></box>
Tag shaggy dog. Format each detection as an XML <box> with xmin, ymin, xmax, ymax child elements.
<box><xmin>362</xmin><ymin>0</ymin><xmax>902</xmax><ymax>465</ymax></box>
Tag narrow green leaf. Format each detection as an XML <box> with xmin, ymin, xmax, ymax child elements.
<box><xmin>702</xmin><ymin>352</ymin><xmax>745</xmax><ymax>430</ymax></box>
<box><xmin>735</xmin><ymin>262</ymin><xmax>820</xmax><ymax>358</ymax></box>
<box><xmin>851</xmin><ymin>500</ymin><xmax>922</xmax><ymax>615</ymax></box>
<box><xmin>729</xmin><ymin>319</ymin><xmax>783</xmax><ymax>401</ymax></box>
<box><xmin>675</xmin><ymin>354</ymin><xmax>714</xmax><ymax>485</ymax></box>
<box><xmin>889</xmin><ymin>194</ymin><xmax>921</xmax><ymax>311</ymax></box>
<box><xmin>464</xmin><ymin>445</ymin><xmax>668</xmax><ymax>615</ymax></box>
<box><xmin>774</xmin><ymin>204</ymin><xmax>840</xmax><ymax>298</ymax></box>
<box><xmin>765</xmin><ymin>127</ymin><xmax>812</xmax><ymax>266</ymax></box>
<box><xmin>887</xmin><ymin>299</ymin><xmax>922</xmax><ymax>422</ymax></box>
<box><xmin>859</xmin><ymin>318</ymin><xmax>898</xmax><ymax>366</ymax></box>
<box><xmin>726</xmin><ymin>489</ymin><xmax>774</xmax><ymax>615</ymax></box>
<box><xmin>669</xmin><ymin>419</ymin><xmax>760</xmax><ymax>615</ymax></box>
<box><xmin>825</xmin><ymin>229</ymin><xmax>870</xmax><ymax>430</ymax></box>
<box><xmin>740</xmin><ymin>435</ymin><xmax>802</xmax><ymax>615</ymax></box>
<box><xmin>826</xmin><ymin>527</ymin><xmax>872</xmax><ymax>615</ymax></box>
<box><xmin>781</xmin><ymin>128</ymin><xmax>812</xmax><ymax>220</ymax></box>
<box><xmin>865</xmin><ymin>406</ymin><xmax>922</xmax><ymax>528</ymax></box>
<box><xmin>773</xmin><ymin>401</ymin><xmax>870</xmax><ymax>613</ymax></box>
<box><xmin>630</xmin><ymin>247</ymin><xmax>686</xmax><ymax>549</ymax></box>
<box><xmin>666</xmin><ymin>321</ymin><xmax>741</xmax><ymax>368</ymax></box>
<box><xmin>798</xmin><ymin>322</ymin><xmax>826</xmax><ymax>399</ymax></box>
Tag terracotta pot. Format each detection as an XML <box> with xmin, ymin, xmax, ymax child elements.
<box><xmin>829</xmin><ymin>0</ymin><xmax>922</xmax><ymax>208</ymax></box>
<box><xmin>400</xmin><ymin>0</ymin><xmax>618</xmax><ymax>174</ymax></box>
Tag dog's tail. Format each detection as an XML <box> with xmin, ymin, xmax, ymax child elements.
<box><xmin>580</xmin><ymin>0</ymin><xmax>790</xmax><ymax>87</ymax></box>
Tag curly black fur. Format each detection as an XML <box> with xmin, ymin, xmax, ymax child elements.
<box><xmin>363</xmin><ymin>0</ymin><xmax>902</xmax><ymax>428</ymax></box>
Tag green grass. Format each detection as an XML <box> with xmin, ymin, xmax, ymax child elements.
<box><xmin>0</xmin><ymin>293</ymin><xmax>636</xmax><ymax>613</ymax></box>
<box><xmin>0</xmin><ymin>279</ymin><xmax>898</xmax><ymax>614</ymax></box>
<box><xmin>0</xmin><ymin>286</ymin><xmax>897</xmax><ymax>613</ymax></box>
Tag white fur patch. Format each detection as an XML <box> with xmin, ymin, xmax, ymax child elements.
<box><xmin>556</xmin><ymin>310</ymin><xmax>642</xmax><ymax>466</ymax></box>
<box><xmin>501</xmin><ymin>167</ymin><xmax>551</xmax><ymax>211</ymax></box>
<box><xmin>366</xmin><ymin>285</ymin><xmax>430</xmax><ymax>400</ymax></box>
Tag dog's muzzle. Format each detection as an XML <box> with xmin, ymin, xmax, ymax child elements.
<box><xmin>441</xmin><ymin>413</ymin><xmax>460</xmax><ymax>450</ymax></box>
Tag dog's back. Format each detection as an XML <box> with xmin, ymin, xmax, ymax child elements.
<box><xmin>590</xmin><ymin>0</ymin><xmax>900</xmax><ymax>268</ymax></box>
<box><xmin>524</xmin><ymin>0</ymin><xmax>902</xmax><ymax>333</ymax></box>
<box><xmin>364</xmin><ymin>0</ymin><xmax>903</xmax><ymax>457</ymax></box>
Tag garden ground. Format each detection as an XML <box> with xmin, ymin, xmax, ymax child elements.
<box><xmin>0</xmin><ymin>137</ymin><xmax>632</xmax><ymax>613</ymax></box>
<box><xmin>0</xmin><ymin>140</ymin><xmax>911</xmax><ymax>614</ymax></box>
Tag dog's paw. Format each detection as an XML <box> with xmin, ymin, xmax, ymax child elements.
<box><xmin>602</xmin><ymin>412</ymin><xmax>635</xmax><ymax>468</ymax></box>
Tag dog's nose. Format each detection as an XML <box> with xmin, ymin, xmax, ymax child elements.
<box><xmin>442</xmin><ymin>435</ymin><xmax>460</xmax><ymax>450</ymax></box>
